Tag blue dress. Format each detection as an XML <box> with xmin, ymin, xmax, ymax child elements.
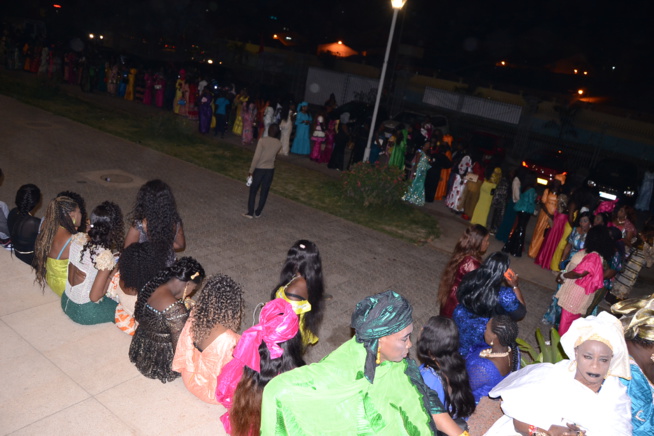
<box><xmin>291</xmin><ymin>112</ymin><xmax>312</xmax><ymax>155</ymax></box>
<box><xmin>622</xmin><ymin>359</ymin><xmax>654</xmax><ymax>435</ymax></box>
<box><xmin>453</xmin><ymin>287</ymin><xmax>524</xmax><ymax>357</ymax></box>
<box><xmin>465</xmin><ymin>344</ymin><xmax>520</xmax><ymax>404</ymax></box>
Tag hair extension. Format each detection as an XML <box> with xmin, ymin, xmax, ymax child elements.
<box><xmin>489</xmin><ymin>315</ymin><xmax>520</xmax><ymax>371</ymax></box>
<box><xmin>57</xmin><ymin>191</ymin><xmax>88</xmax><ymax>233</ymax></box>
<box><xmin>80</xmin><ymin>202</ymin><xmax>125</xmax><ymax>265</ymax></box>
<box><xmin>33</xmin><ymin>196</ymin><xmax>79</xmax><ymax>288</ymax></box>
<box><xmin>585</xmin><ymin>225</ymin><xmax>616</xmax><ymax>263</ymax></box>
<box><xmin>417</xmin><ymin>316</ymin><xmax>476</xmax><ymax>418</ymax></box>
<box><xmin>15</xmin><ymin>184</ymin><xmax>41</xmax><ymax>215</ymax></box>
<box><xmin>134</xmin><ymin>257</ymin><xmax>205</xmax><ymax>321</ymax></box>
<box><xmin>229</xmin><ymin>333</ymin><xmax>305</xmax><ymax>436</ymax></box>
<box><xmin>129</xmin><ymin>179</ymin><xmax>181</xmax><ymax>249</ymax></box>
<box><xmin>438</xmin><ymin>225</ymin><xmax>490</xmax><ymax>308</ymax></box>
<box><xmin>456</xmin><ymin>252</ymin><xmax>510</xmax><ymax>318</ymax></box>
<box><xmin>190</xmin><ymin>274</ymin><xmax>244</xmax><ymax>346</ymax></box>
<box><xmin>119</xmin><ymin>241</ymin><xmax>169</xmax><ymax>292</ymax></box>
<box><xmin>271</xmin><ymin>240</ymin><xmax>325</xmax><ymax>341</ymax></box>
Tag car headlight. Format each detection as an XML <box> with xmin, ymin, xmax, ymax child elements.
<box><xmin>587</xmin><ymin>180</ymin><xmax>596</xmax><ymax>187</ymax></box>
<box><xmin>624</xmin><ymin>190</ymin><xmax>635</xmax><ymax>197</ymax></box>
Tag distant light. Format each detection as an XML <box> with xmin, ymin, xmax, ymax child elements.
<box><xmin>537</xmin><ymin>178</ymin><xmax>548</xmax><ymax>185</ymax></box>
<box><xmin>53</xmin><ymin>4</ymin><xmax>61</xmax><ymax>8</ymax></box>
<box><xmin>273</xmin><ymin>34</ymin><xmax>278</xmax><ymax>39</ymax></box>
<box><xmin>573</xmin><ymin>69</ymin><xmax>578</xmax><ymax>74</ymax></box>
<box><xmin>338</xmin><ymin>40</ymin><xmax>343</xmax><ymax>45</ymax></box>
<box><xmin>522</xmin><ymin>161</ymin><xmax>528</xmax><ymax>168</ymax></box>
<box><xmin>219</xmin><ymin>61</ymin><xmax>223</xmax><ymax>65</ymax></box>
<box><xmin>583</xmin><ymin>71</ymin><xmax>588</xmax><ymax>75</ymax></box>
<box><xmin>577</xmin><ymin>89</ymin><xmax>584</xmax><ymax>95</ymax></box>
<box><xmin>612</xmin><ymin>66</ymin><xmax>616</xmax><ymax>70</ymax></box>
<box><xmin>285</xmin><ymin>36</ymin><xmax>292</xmax><ymax>40</ymax></box>
<box><xmin>207</xmin><ymin>59</ymin><xmax>213</xmax><ymax>64</ymax></box>
<box><xmin>500</xmin><ymin>61</ymin><xmax>506</xmax><ymax>66</ymax></box>
<box><xmin>99</xmin><ymin>35</ymin><xmax>104</xmax><ymax>40</ymax></box>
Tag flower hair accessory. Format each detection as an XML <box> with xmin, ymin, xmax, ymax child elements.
<box><xmin>299</xmin><ymin>243</ymin><xmax>306</xmax><ymax>249</ymax></box>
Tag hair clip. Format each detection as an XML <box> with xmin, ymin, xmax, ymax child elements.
<box><xmin>89</xmin><ymin>224</ymin><xmax>94</xmax><ymax>228</ymax></box>
<box><xmin>299</xmin><ymin>244</ymin><xmax>306</xmax><ymax>249</ymax></box>
<box><xmin>190</xmin><ymin>272</ymin><xmax>200</xmax><ymax>280</ymax></box>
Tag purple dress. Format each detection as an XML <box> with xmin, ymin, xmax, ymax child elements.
<box><xmin>198</xmin><ymin>94</ymin><xmax>213</xmax><ymax>134</ymax></box>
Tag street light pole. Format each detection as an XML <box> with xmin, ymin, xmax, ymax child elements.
<box><xmin>364</xmin><ymin>0</ymin><xmax>406</xmax><ymax>163</ymax></box>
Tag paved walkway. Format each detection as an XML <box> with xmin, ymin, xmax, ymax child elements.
<box><xmin>1</xmin><ymin>77</ymin><xmax>651</xmax><ymax>435</ymax></box>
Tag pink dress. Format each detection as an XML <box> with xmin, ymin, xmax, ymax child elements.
<box><xmin>154</xmin><ymin>75</ymin><xmax>165</xmax><ymax>108</ymax></box>
<box><xmin>535</xmin><ymin>211</ymin><xmax>568</xmax><ymax>269</ymax></box>
<box><xmin>241</xmin><ymin>104</ymin><xmax>255</xmax><ymax>144</ymax></box>
<box><xmin>142</xmin><ymin>73</ymin><xmax>153</xmax><ymax>105</ymax></box>
<box><xmin>309</xmin><ymin>116</ymin><xmax>326</xmax><ymax>161</ymax></box>
<box><xmin>318</xmin><ymin>120</ymin><xmax>337</xmax><ymax>163</ymax></box>
<box><xmin>172</xmin><ymin>319</ymin><xmax>240</xmax><ymax>404</ymax></box>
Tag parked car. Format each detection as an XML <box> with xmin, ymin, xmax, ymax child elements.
<box><xmin>381</xmin><ymin>111</ymin><xmax>449</xmax><ymax>138</ymax></box>
<box><xmin>522</xmin><ymin>149</ymin><xmax>569</xmax><ymax>186</ymax></box>
<box><xmin>586</xmin><ymin>158</ymin><xmax>639</xmax><ymax>204</ymax></box>
<box><xmin>466</xmin><ymin>130</ymin><xmax>506</xmax><ymax>165</ymax></box>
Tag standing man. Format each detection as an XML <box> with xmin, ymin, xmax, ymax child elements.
<box><xmin>214</xmin><ymin>91</ymin><xmax>230</xmax><ymax>138</ymax></box>
<box><xmin>243</xmin><ymin>124</ymin><xmax>283</xmax><ymax>218</ymax></box>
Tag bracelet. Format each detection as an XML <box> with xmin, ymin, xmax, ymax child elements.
<box><xmin>528</xmin><ymin>424</ymin><xmax>547</xmax><ymax>436</ymax></box>
<box><xmin>458</xmin><ymin>432</ymin><xmax>469</xmax><ymax>436</ymax></box>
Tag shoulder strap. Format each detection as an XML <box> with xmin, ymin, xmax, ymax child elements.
<box><xmin>56</xmin><ymin>236</ymin><xmax>72</xmax><ymax>259</ymax></box>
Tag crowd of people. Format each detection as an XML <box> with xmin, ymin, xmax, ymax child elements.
<box><xmin>2</xmin><ymin>163</ymin><xmax>653</xmax><ymax>435</ymax></box>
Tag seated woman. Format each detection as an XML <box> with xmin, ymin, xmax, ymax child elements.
<box><xmin>437</xmin><ymin>224</ymin><xmax>490</xmax><ymax>318</ymax></box>
<box><xmin>465</xmin><ymin>315</ymin><xmax>520</xmax><ymax>404</ymax></box>
<box><xmin>417</xmin><ymin>316</ymin><xmax>476</xmax><ymax>424</ymax></box>
<box><xmin>216</xmin><ymin>298</ymin><xmax>304</xmax><ymax>435</ymax></box>
<box><xmin>453</xmin><ymin>252</ymin><xmax>526</xmax><ymax>357</ymax></box>
<box><xmin>556</xmin><ymin>225</ymin><xmax>616</xmax><ymax>335</ymax></box>
<box><xmin>172</xmin><ymin>274</ymin><xmax>244</xmax><ymax>404</ymax></box>
<box><xmin>128</xmin><ymin>257</ymin><xmax>205</xmax><ymax>383</ymax></box>
<box><xmin>7</xmin><ymin>184</ymin><xmax>41</xmax><ymax>266</ymax></box>
<box><xmin>261</xmin><ymin>290</ymin><xmax>467</xmax><ymax>436</ymax></box>
<box><xmin>270</xmin><ymin>240</ymin><xmax>325</xmax><ymax>349</ymax></box>
<box><xmin>108</xmin><ymin>241</ymin><xmax>169</xmax><ymax>335</ymax></box>
<box><xmin>612</xmin><ymin>297</ymin><xmax>654</xmax><ymax>435</ymax></box>
<box><xmin>485</xmin><ymin>312</ymin><xmax>632</xmax><ymax>436</ymax></box>
<box><xmin>34</xmin><ymin>196</ymin><xmax>81</xmax><ymax>296</ymax></box>
<box><xmin>124</xmin><ymin>179</ymin><xmax>185</xmax><ymax>266</ymax></box>
<box><xmin>61</xmin><ymin>202</ymin><xmax>124</xmax><ymax>325</ymax></box>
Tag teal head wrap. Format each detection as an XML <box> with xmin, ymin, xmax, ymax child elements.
<box><xmin>351</xmin><ymin>290</ymin><xmax>413</xmax><ymax>383</ymax></box>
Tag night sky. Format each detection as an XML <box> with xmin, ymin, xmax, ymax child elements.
<box><xmin>7</xmin><ymin>0</ymin><xmax>654</xmax><ymax>105</ymax></box>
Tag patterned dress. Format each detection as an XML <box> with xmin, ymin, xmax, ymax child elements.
<box><xmin>403</xmin><ymin>150</ymin><xmax>431</xmax><ymax>206</ymax></box>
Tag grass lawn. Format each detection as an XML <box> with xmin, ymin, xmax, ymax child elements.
<box><xmin>0</xmin><ymin>70</ymin><xmax>440</xmax><ymax>243</ymax></box>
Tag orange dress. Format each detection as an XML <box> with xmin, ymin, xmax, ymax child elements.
<box><xmin>172</xmin><ymin>318</ymin><xmax>240</xmax><ymax>404</ymax></box>
<box><xmin>528</xmin><ymin>188</ymin><xmax>558</xmax><ymax>258</ymax></box>
<box><xmin>434</xmin><ymin>150</ymin><xmax>452</xmax><ymax>200</ymax></box>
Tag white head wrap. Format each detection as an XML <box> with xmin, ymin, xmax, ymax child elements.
<box><xmin>560</xmin><ymin>311</ymin><xmax>631</xmax><ymax>380</ymax></box>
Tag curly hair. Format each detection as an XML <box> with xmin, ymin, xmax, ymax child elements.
<box><xmin>437</xmin><ymin>224</ymin><xmax>489</xmax><ymax>308</ymax></box>
<box><xmin>489</xmin><ymin>315</ymin><xmax>520</xmax><ymax>371</ymax></box>
<box><xmin>134</xmin><ymin>257</ymin><xmax>205</xmax><ymax>322</ymax></box>
<box><xmin>585</xmin><ymin>225</ymin><xmax>616</xmax><ymax>263</ymax></box>
<box><xmin>80</xmin><ymin>202</ymin><xmax>125</xmax><ymax>267</ymax></box>
<box><xmin>33</xmin><ymin>196</ymin><xmax>79</xmax><ymax>288</ymax></box>
<box><xmin>457</xmin><ymin>251</ymin><xmax>510</xmax><ymax>318</ymax></box>
<box><xmin>190</xmin><ymin>274</ymin><xmax>244</xmax><ymax>346</ymax></box>
<box><xmin>15</xmin><ymin>184</ymin><xmax>41</xmax><ymax>215</ymax></box>
<box><xmin>229</xmin><ymin>333</ymin><xmax>305</xmax><ymax>436</ymax></box>
<box><xmin>129</xmin><ymin>179</ymin><xmax>181</xmax><ymax>248</ymax></box>
<box><xmin>271</xmin><ymin>240</ymin><xmax>325</xmax><ymax>342</ymax></box>
<box><xmin>119</xmin><ymin>242</ymin><xmax>168</xmax><ymax>292</ymax></box>
<box><xmin>57</xmin><ymin>191</ymin><xmax>88</xmax><ymax>233</ymax></box>
<box><xmin>417</xmin><ymin>316</ymin><xmax>476</xmax><ymax>419</ymax></box>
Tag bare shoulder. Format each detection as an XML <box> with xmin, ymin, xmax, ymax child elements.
<box><xmin>286</xmin><ymin>276</ymin><xmax>308</xmax><ymax>300</ymax></box>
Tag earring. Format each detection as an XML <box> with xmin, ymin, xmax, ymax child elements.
<box><xmin>490</xmin><ymin>340</ymin><xmax>494</xmax><ymax>346</ymax></box>
<box><xmin>72</xmin><ymin>218</ymin><xmax>76</xmax><ymax>225</ymax></box>
<box><xmin>376</xmin><ymin>347</ymin><xmax>381</xmax><ymax>365</ymax></box>
<box><xmin>650</xmin><ymin>353</ymin><xmax>654</xmax><ymax>363</ymax></box>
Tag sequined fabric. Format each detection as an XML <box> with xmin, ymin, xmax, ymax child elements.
<box><xmin>128</xmin><ymin>301</ymin><xmax>189</xmax><ymax>383</ymax></box>
<box><xmin>465</xmin><ymin>343</ymin><xmax>521</xmax><ymax>404</ymax></box>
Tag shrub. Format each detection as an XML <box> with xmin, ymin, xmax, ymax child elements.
<box><xmin>341</xmin><ymin>162</ymin><xmax>409</xmax><ymax>207</ymax></box>
<box><xmin>516</xmin><ymin>327</ymin><xmax>567</xmax><ymax>367</ymax></box>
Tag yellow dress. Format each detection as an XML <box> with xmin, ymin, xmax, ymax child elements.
<box><xmin>528</xmin><ymin>188</ymin><xmax>558</xmax><ymax>258</ymax></box>
<box><xmin>231</xmin><ymin>95</ymin><xmax>249</xmax><ymax>135</ymax></box>
<box><xmin>275</xmin><ymin>282</ymin><xmax>318</xmax><ymax>346</ymax></box>
<box><xmin>46</xmin><ymin>257</ymin><xmax>69</xmax><ymax>296</ymax></box>
<box><xmin>550</xmin><ymin>221</ymin><xmax>573</xmax><ymax>271</ymax></box>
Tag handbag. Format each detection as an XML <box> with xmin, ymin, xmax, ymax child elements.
<box><xmin>177</xmin><ymin>99</ymin><xmax>186</xmax><ymax>105</ymax></box>
<box><xmin>464</xmin><ymin>172</ymin><xmax>479</xmax><ymax>183</ymax></box>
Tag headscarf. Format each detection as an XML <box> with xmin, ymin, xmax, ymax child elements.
<box><xmin>215</xmin><ymin>298</ymin><xmax>299</xmax><ymax>432</ymax></box>
<box><xmin>351</xmin><ymin>290</ymin><xmax>413</xmax><ymax>383</ymax></box>
<box><xmin>611</xmin><ymin>295</ymin><xmax>654</xmax><ymax>342</ymax></box>
<box><xmin>595</xmin><ymin>199</ymin><xmax>618</xmax><ymax>214</ymax></box>
<box><xmin>297</xmin><ymin>101</ymin><xmax>308</xmax><ymax>109</ymax></box>
<box><xmin>560</xmin><ymin>311</ymin><xmax>630</xmax><ymax>380</ymax></box>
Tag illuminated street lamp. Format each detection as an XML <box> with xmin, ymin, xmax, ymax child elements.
<box><xmin>364</xmin><ymin>0</ymin><xmax>407</xmax><ymax>162</ymax></box>
<box><xmin>89</xmin><ymin>33</ymin><xmax>95</xmax><ymax>39</ymax></box>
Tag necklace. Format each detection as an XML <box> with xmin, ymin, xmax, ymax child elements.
<box><xmin>479</xmin><ymin>346</ymin><xmax>511</xmax><ymax>358</ymax></box>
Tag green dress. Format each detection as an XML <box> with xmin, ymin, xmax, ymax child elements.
<box><xmin>403</xmin><ymin>150</ymin><xmax>431</xmax><ymax>206</ymax></box>
<box><xmin>388</xmin><ymin>130</ymin><xmax>408</xmax><ymax>170</ymax></box>
<box><xmin>261</xmin><ymin>337</ymin><xmax>441</xmax><ymax>435</ymax></box>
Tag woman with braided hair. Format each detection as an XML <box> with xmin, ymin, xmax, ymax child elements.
<box><xmin>7</xmin><ymin>183</ymin><xmax>41</xmax><ymax>266</ymax></box>
<box><xmin>465</xmin><ymin>315</ymin><xmax>520</xmax><ymax>404</ymax></box>
<box><xmin>124</xmin><ymin>179</ymin><xmax>185</xmax><ymax>266</ymax></box>
<box><xmin>61</xmin><ymin>201</ymin><xmax>124</xmax><ymax>325</ymax></box>
<box><xmin>172</xmin><ymin>273</ymin><xmax>245</xmax><ymax>404</ymax></box>
<box><xmin>129</xmin><ymin>257</ymin><xmax>205</xmax><ymax>383</ymax></box>
<box><xmin>34</xmin><ymin>196</ymin><xmax>81</xmax><ymax>296</ymax></box>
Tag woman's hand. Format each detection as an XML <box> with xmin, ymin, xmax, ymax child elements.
<box><xmin>563</xmin><ymin>270</ymin><xmax>589</xmax><ymax>280</ymax></box>
<box><xmin>547</xmin><ymin>423</ymin><xmax>586</xmax><ymax>436</ymax></box>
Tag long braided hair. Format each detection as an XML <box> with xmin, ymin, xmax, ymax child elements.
<box><xmin>14</xmin><ymin>184</ymin><xmax>41</xmax><ymax>216</ymax></box>
<box><xmin>489</xmin><ymin>315</ymin><xmax>520</xmax><ymax>372</ymax></box>
<box><xmin>33</xmin><ymin>196</ymin><xmax>78</xmax><ymax>288</ymax></box>
<box><xmin>80</xmin><ymin>202</ymin><xmax>125</xmax><ymax>267</ymax></box>
<box><xmin>190</xmin><ymin>274</ymin><xmax>244</xmax><ymax>346</ymax></box>
<box><xmin>133</xmin><ymin>257</ymin><xmax>205</xmax><ymax>322</ymax></box>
